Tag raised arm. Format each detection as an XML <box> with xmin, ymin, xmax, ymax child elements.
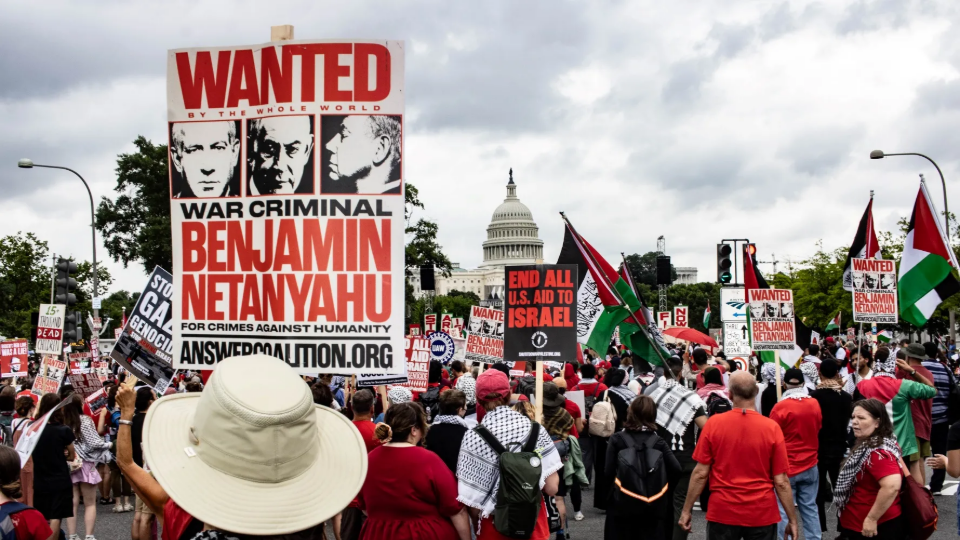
<box><xmin>116</xmin><ymin>385</ymin><xmax>169</xmax><ymax>517</ymax></box>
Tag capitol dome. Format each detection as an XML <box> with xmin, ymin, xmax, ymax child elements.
<box><xmin>480</xmin><ymin>170</ymin><xmax>544</xmax><ymax>267</ymax></box>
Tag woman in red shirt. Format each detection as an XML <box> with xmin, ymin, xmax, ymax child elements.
<box><xmin>834</xmin><ymin>398</ymin><xmax>905</xmax><ymax>540</ymax></box>
<box><xmin>359</xmin><ymin>402</ymin><xmax>471</xmax><ymax>540</ymax></box>
<box><xmin>0</xmin><ymin>445</ymin><xmax>52</xmax><ymax>539</ymax></box>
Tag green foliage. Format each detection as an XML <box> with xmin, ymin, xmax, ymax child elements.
<box><xmin>405</xmin><ymin>182</ymin><xmax>452</xmax><ymax>278</ymax></box>
<box><xmin>0</xmin><ymin>233</ymin><xmax>51</xmax><ymax>339</ymax></box>
<box><xmin>97</xmin><ymin>289</ymin><xmax>141</xmax><ymax>336</ymax></box>
<box><xmin>95</xmin><ymin>136</ymin><xmax>172</xmax><ymax>273</ymax></box>
<box><xmin>624</xmin><ymin>252</ymin><xmax>676</xmax><ymax>288</ymax></box>
<box><xmin>664</xmin><ymin>282</ymin><xmax>721</xmax><ymax>332</ymax></box>
<box><xmin>407</xmin><ymin>291</ymin><xmax>478</xmax><ymax>331</ymax></box>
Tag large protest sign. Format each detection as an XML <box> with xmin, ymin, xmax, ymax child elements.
<box><xmin>673</xmin><ymin>306</ymin><xmax>689</xmax><ymax>328</ymax></box>
<box><xmin>465</xmin><ymin>306</ymin><xmax>504</xmax><ymax>363</ymax></box>
<box><xmin>15</xmin><ymin>399</ymin><xmax>70</xmax><ymax>466</ymax></box>
<box><xmin>356</xmin><ymin>335</ymin><xmax>432</xmax><ymax>390</ymax></box>
<box><xmin>747</xmin><ymin>288</ymin><xmax>796</xmax><ymax>350</ymax></box>
<box><xmin>68</xmin><ymin>372</ymin><xmax>107</xmax><ymax>414</ymax></box>
<box><xmin>32</xmin><ymin>356</ymin><xmax>66</xmax><ymax>397</ymax></box>
<box><xmin>110</xmin><ymin>267</ymin><xmax>175</xmax><ymax>394</ymax></box>
<box><xmin>851</xmin><ymin>258</ymin><xmax>897</xmax><ymax>323</ymax></box>
<box><xmin>504</xmin><ymin>265</ymin><xmax>577</xmax><ymax>362</ymax></box>
<box><xmin>36</xmin><ymin>304</ymin><xmax>65</xmax><ymax>355</ymax></box>
<box><xmin>424</xmin><ymin>314</ymin><xmax>437</xmax><ymax>333</ymax></box>
<box><xmin>0</xmin><ymin>340</ymin><xmax>28</xmax><ymax>377</ymax></box>
<box><xmin>168</xmin><ymin>40</ymin><xmax>405</xmax><ymax>375</ymax></box>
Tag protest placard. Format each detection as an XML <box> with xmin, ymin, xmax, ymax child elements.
<box><xmin>110</xmin><ymin>267</ymin><xmax>175</xmax><ymax>394</ymax></box>
<box><xmin>409</xmin><ymin>324</ymin><xmax>421</xmax><ymax>336</ymax></box>
<box><xmin>85</xmin><ymin>389</ymin><xmax>108</xmax><ymax>415</ymax></box>
<box><xmin>504</xmin><ymin>265</ymin><xmax>578</xmax><ymax>362</ymax></box>
<box><xmin>0</xmin><ymin>340</ymin><xmax>28</xmax><ymax>377</ymax></box>
<box><xmin>440</xmin><ymin>313</ymin><xmax>453</xmax><ymax>334</ymax></box>
<box><xmin>424</xmin><ymin>314</ymin><xmax>437</xmax><ymax>333</ymax></box>
<box><xmin>674</xmin><ymin>306</ymin><xmax>689</xmax><ymax>328</ymax></box>
<box><xmin>32</xmin><ymin>356</ymin><xmax>66</xmax><ymax>397</ymax></box>
<box><xmin>168</xmin><ymin>40</ymin><xmax>405</xmax><ymax>375</ymax></box>
<box><xmin>452</xmin><ymin>318</ymin><xmax>464</xmax><ymax>337</ymax></box>
<box><xmin>401</xmin><ymin>336</ymin><xmax>430</xmax><ymax>392</ymax></box>
<box><xmin>851</xmin><ymin>258</ymin><xmax>897</xmax><ymax>323</ymax></box>
<box><xmin>68</xmin><ymin>371</ymin><xmax>104</xmax><ymax>400</ymax></box>
<box><xmin>36</xmin><ymin>304</ymin><xmax>65</xmax><ymax>355</ymax></box>
<box><xmin>657</xmin><ymin>311</ymin><xmax>672</xmax><ymax>329</ymax></box>
<box><xmin>465</xmin><ymin>306</ymin><xmax>504</xmax><ymax>363</ymax></box>
<box><xmin>428</xmin><ymin>331</ymin><xmax>456</xmax><ymax>364</ymax></box>
<box><xmin>747</xmin><ymin>288</ymin><xmax>796</xmax><ymax>350</ymax></box>
<box><xmin>15</xmin><ymin>399</ymin><xmax>70</xmax><ymax>467</ymax></box>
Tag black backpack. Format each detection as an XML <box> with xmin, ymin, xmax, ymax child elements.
<box><xmin>515</xmin><ymin>376</ymin><xmax>536</xmax><ymax>399</ymax></box>
<box><xmin>583</xmin><ymin>383</ymin><xmax>602</xmax><ymax>418</ymax></box>
<box><xmin>475</xmin><ymin>423</ymin><xmax>544</xmax><ymax>539</ymax></box>
<box><xmin>706</xmin><ymin>393</ymin><xmax>732</xmax><ymax>417</ymax></box>
<box><xmin>612</xmin><ymin>432</ymin><xmax>670</xmax><ymax>517</ymax></box>
<box><xmin>420</xmin><ymin>386</ymin><xmax>441</xmax><ymax>422</ymax></box>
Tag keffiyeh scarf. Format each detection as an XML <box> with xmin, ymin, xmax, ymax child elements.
<box><xmin>456</xmin><ymin>373</ymin><xmax>476</xmax><ymax>406</ymax></box>
<box><xmin>781</xmin><ymin>387</ymin><xmax>810</xmax><ymax>400</ymax></box>
<box><xmin>188</xmin><ymin>532</ymin><xmax>239</xmax><ymax>540</ymax></box>
<box><xmin>761</xmin><ymin>363</ymin><xmax>783</xmax><ymax>385</ymax></box>
<box><xmin>874</xmin><ymin>356</ymin><xmax>897</xmax><ymax>379</ymax></box>
<box><xmin>834</xmin><ymin>438</ymin><xmax>902</xmax><ymax>511</ymax></box>
<box><xmin>607</xmin><ymin>384</ymin><xmax>637</xmax><ymax>404</ymax></box>
<box><xmin>800</xmin><ymin>362</ymin><xmax>820</xmax><ymax>388</ymax></box>
<box><xmin>388</xmin><ymin>386</ymin><xmax>412</xmax><ymax>404</ymax></box>
<box><xmin>433</xmin><ymin>414</ymin><xmax>469</xmax><ymax>428</ymax></box>
<box><xmin>457</xmin><ymin>407</ymin><xmax>563</xmax><ymax>518</ymax></box>
<box><xmin>651</xmin><ymin>379</ymin><xmax>705</xmax><ymax>450</ymax></box>
<box><xmin>817</xmin><ymin>378</ymin><xmax>844</xmax><ymax>393</ymax></box>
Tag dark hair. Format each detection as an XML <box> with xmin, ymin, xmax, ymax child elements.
<box><xmin>135</xmin><ymin>387</ymin><xmax>155</xmax><ymax>412</ymax></box>
<box><xmin>819</xmin><ymin>359</ymin><xmax>840</xmax><ymax>379</ymax></box>
<box><xmin>58</xmin><ymin>384</ymin><xmax>75</xmax><ymax>400</ymax></box>
<box><xmin>924</xmin><ymin>342</ymin><xmax>938</xmax><ymax>359</ymax></box>
<box><xmin>352</xmin><ymin>389</ymin><xmax>375</xmax><ymax>415</ymax></box>
<box><xmin>449</xmin><ymin>360</ymin><xmax>465</xmax><ymax>375</ymax></box>
<box><xmin>35</xmin><ymin>393</ymin><xmax>63</xmax><ymax>424</ymax></box>
<box><xmin>375</xmin><ymin>402</ymin><xmax>426</xmax><ymax>444</ymax></box>
<box><xmin>107</xmin><ymin>384</ymin><xmax>119</xmax><ymax>410</ymax></box>
<box><xmin>0</xmin><ymin>386</ymin><xmax>15</xmax><ymax>413</ymax></box>
<box><xmin>808</xmin><ymin>344</ymin><xmax>820</xmax><ymax>356</ymax></box>
<box><xmin>14</xmin><ymin>396</ymin><xmax>33</xmax><ymax>419</ymax></box>
<box><xmin>895</xmin><ymin>349</ymin><xmax>906</xmax><ymax>360</ymax></box>
<box><xmin>62</xmin><ymin>394</ymin><xmax>84</xmax><ymax>441</ymax></box>
<box><xmin>847</xmin><ymin>398</ymin><xmax>896</xmax><ymax>460</ymax></box>
<box><xmin>624</xmin><ymin>395</ymin><xmax>658</xmax><ymax>431</ymax></box>
<box><xmin>875</xmin><ymin>347</ymin><xmax>890</xmax><ymax>362</ymax></box>
<box><xmin>439</xmin><ymin>389</ymin><xmax>466</xmax><ymax>415</ymax></box>
<box><xmin>185</xmin><ymin>382</ymin><xmax>203</xmax><ymax>393</ymax></box>
<box><xmin>704</xmin><ymin>366</ymin><xmax>722</xmax><ymax>386</ymax></box>
<box><xmin>429</xmin><ymin>360</ymin><xmax>443</xmax><ymax>384</ymax></box>
<box><xmin>0</xmin><ymin>446</ymin><xmax>22</xmax><ymax>500</ymax></box>
<box><xmin>665</xmin><ymin>356</ymin><xmax>683</xmax><ymax>379</ymax></box>
<box><xmin>489</xmin><ymin>363</ymin><xmax>511</xmax><ymax>377</ymax></box>
<box><xmin>859</xmin><ymin>347</ymin><xmax>873</xmax><ymax>362</ymax></box>
<box><xmin>311</xmin><ymin>384</ymin><xmax>334</xmax><ymax>407</ymax></box>
<box><xmin>692</xmin><ymin>349</ymin><xmax>708</xmax><ymax>366</ymax></box>
<box><xmin>580</xmin><ymin>363</ymin><xmax>596</xmax><ymax>379</ymax></box>
<box><xmin>603</xmin><ymin>367</ymin><xmax>626</xmax><ymax>388</ymax></box>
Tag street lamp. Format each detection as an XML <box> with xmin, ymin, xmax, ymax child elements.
<box><xmin>17</xmin><ymin>159</ymin><xmax>100</xmax><ymax>323</ymax></box>
<box><xmin>870</xmin><ymin>150</ymin><xmax>950</xmax><ymax>240</ymax></box>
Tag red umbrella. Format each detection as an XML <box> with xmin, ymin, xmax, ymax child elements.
<box><xmin>662</xmin><ymin>327</ymin><xmax>720</xmax><ymax>349</ymax></box>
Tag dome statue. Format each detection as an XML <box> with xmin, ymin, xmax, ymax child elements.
<box><xmin>480</xmin><ymin>169</ymin><xmax>544</xmax><ymax>268</ymax></box>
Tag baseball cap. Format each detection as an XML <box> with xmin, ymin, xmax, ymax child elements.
<box><xmin>783</xmin><ymin>368</ymin><xmax>804</xmax><ymax>386</ymax></box>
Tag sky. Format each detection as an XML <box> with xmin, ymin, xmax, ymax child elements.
<box><xmin>1</xmin><ymin>0</ymin><xmax>959</xmax><ymax>295</ymax></box>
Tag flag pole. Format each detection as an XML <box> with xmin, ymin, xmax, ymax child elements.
<box><xmin>619</xmin><ymin>252</ymin><xmax>677</xmax><ymax>380</ymax></box>
<box><xmin>559</xmin><ymin>212</ymin><xmax>675</xmax><ymax>380</ymax></box>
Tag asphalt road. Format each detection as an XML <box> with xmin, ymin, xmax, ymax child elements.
<box><xmin>75</xmin><ymin>468</ymin><xmax>960</xmax><ymax>539</ymax></box>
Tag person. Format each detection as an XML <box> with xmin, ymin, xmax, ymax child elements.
<box><xmin>31</xmin><ymin>393</ymin><xmax>77</xmax><ymax>537</ymax></box>
<box><xmin>63</xmin><ymin>394</ymin><xmax>112</xmax><ymax>540</ymax></box>
<box><xmin>421</xmin><ymin>361</ymin><xmax>451</xmax><ymax>422</ymax></box>
<box><xmin>800</xmin><ymin>362</ymin><xmax>820</xmax><ymax>393</ymax></box>
<box><xmin>802</xmin><ymin>344</ymin><xmax>822</xmax><ymax>365</ymax></box>
<box><xmin>854</xmin><ymin>346</ymin><xmax>935</xmax><ymax>485</ymax></box>
<box><xmin>835</xmin><ymin>399</ymin><xmax>905</xmax><ymax>540</ymax></box>
<box><xmin>323</xmin><ymin>115</ymin><xmax>402</xmax><ymax>194</ymax></box>
<box><xmin>0</xmin><ymin>444</ymin><xmax>53</xmax><ymax>539</ymax></box>
<box><xmin>169</xmin><ymin>120</ymin><xmax>241</xmax><ymax>198</ymax></box>
<box><xmin>456</xmin><ymin>369</ymin><xmax>562</xmax><ymax>540</ymax></box>
<box><xmin>0</xmin><ymin>385</ymin><xmax>16</xmax><ymax>440</ymax></box>
<box><xmin>757</xmin><ymin>363</ymin><xmax>782</xmax><ymax>417</ymax></box>
<box><xmin>895</xmin><ymin>344</ymin><xmax>936</xmax><ymax>485</ymax></box>
<box><xmin>375</xmin><ymin>386</ymin><xmax>413</xmax><ymax>423</ymax></box>
<box><xmin>650</xmin><ymin>354</ymin><xmax>707</xmax><ymax>540</ymax></box>
<box><xmin>571</xmin><ymin>363</ymin><xmax>608</xmax><ymax>485</ymax></box>
<box><xmin>104</xmin><ymin>385</ymin><xmax>133</xmax><ymax>514</ymax></box>
<box><xmin>564</xmin><ymin>363</ymin><xmax>581</xmax><ymax>390</ymax></box>
<box><xmin>540</xmin><ymin>382</ymin><xmax>575</xmax><ymax>538</ymax></box>
<box><xmin>12</xmin><ymin>395</ymin><xmax>35</xmax><ymax>506</ymax></box>
<box><xmin>592</xmin><ymin>368</ymin><xmax>637</xmax><ymax>512</ymax></box>
<box><xmin>696</xmin><ymin>367</ymin><xmax>728</xmax><ymax>404</ymax></box>
<box><xmin>339</xmin><ymin>388</ymin><xmax>382</xmax><ymax>540</ymax></box>
<box><xmin>844</xmin><ymin>348</ymin><xmax>874</xmax><ymax>394</ymax></box>
<box><xmin>247</xmin><ymin>116</ymin><xmax>315</xmax><ymax>195</ymax></box>
<box><xmin>450</xmin><ymin>362</ymin><xmax>477</xmax><ymax>417</ymax></box>
<box><xmin>922</xmin><ymin>341</ymin><xmax>955</xmax><ymax>495</ymax></box>
<box><xmin>770</xmin><ymin>369</ymin><xmax>823</xmax><ymax>540</ymax></box>
<box><xmin>679</xmin><ymin>371</ymin><xmax>799</xmax><ymax>540</ymax></box>
<box><xmin>130</xmin><ymin>387</ymin><xmax>156</xmax><ymax>540</ymax></box>
<box><xmin>685</xmin><ymin>349</ymin><xmax>726</xmax><ymax>390</ymax></box>
<box><xmin>425</xmin><ymin>389</ymin><xmax>469</xmax><ymax>474</ymax></box>
<box><xmin>809</xmin><ymin>359</ymin><xmax>853</xmax><ymax>532</ymax></box>
<box><xmin>355</xmin><ymin>402</ymin><xmax>470</xmax><ymax>540</ymax></box>
<box><xmin>552</xmin><ymin>378</ymin><xmax>586</xmax><ymax>524</ymax></box>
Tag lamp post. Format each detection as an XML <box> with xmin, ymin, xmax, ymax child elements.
<box><xmin>17</xmin><ymin>159</ymin><xmax>100</xmax><ymax>323</ymax></box>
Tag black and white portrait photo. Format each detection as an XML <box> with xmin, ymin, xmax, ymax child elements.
<box><xmin>880</xmin><ymin>273</ymin><xmax>896</xmax><ymax>290</ymax></box>
<box><xmin>321</xmin><ymin>115</ymin><xmax>402</xmax><ymax>194</ymax></box>
<box><xmin>247</xmin><ymin>116</ymin><xmax>315</xmax><ymax>195</ymax></box>
<box><xmin>169</xmin><ymin>121</ymin><xmax>241</xmax><ymax>198</ymax></box>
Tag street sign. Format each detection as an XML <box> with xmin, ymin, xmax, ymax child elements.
<box><xmin>92</xmin><ymin>297</ymin><xmax>102</xmax><ymax>310</ymax></box>
<box><xmin>720</xmin><ymin>287</ymin><xmax>747</xmax><ymax>322</ymax></box>
<box><xmin>723</xmin><ymin>321</ymin><xmax>751</xmax><ymax>356</ymax></box>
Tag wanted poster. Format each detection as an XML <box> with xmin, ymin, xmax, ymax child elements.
<box><xmin>504</xmin><ymin>265</ymin><xmax>577</xmax><ymax>362</ymax></box>
<box><xmin>851</xmin><ymin>258</ymin><xmax>897</xmax><ymax>323</ymax></box>
<box><xmin>168</xmin><ymin>40</ymin><xmax>405</xmax><ymax>375</ymax></box>
<box><xmin>32</xmin><ymin>356</ymin><xmax>66</xmax><ymax>397</ymax></box>
<box><xmin>465</xmin><ymin>306</ymin><xmax>504</xmax><ymax>363</ymax></box>
<box><xmin>110</xmin><ymin>267</ymin><xmax>175</xmax><ymax>394</ymax></box>
<box><xmin>0</xmin><ymin>340</ymin><xmax>28</xmax><ymax>378</ymax></box>
<box><xmin>747</xmin><ymin>288</ymin><xmax>796</xmax><ymax>351</ymax></box>
<box><xmin>36</xmin><ymin>304</ymin><xmax>65</xmax><ymax>355</ymax></box>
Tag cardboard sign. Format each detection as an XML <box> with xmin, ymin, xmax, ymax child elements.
<box><xmin>168</xmin><ymin>40</ymin><xmax>405</xmax><ymax>375</ymax></box>
<box><xmin>0</xmin><ymin>340</ymin><xmax>28</xmax><ymax>377</ymax></box>
<box><xmin>747</xmin><ymin>288</ymin><xmax>796</xmax><ymax>350</ymax></box>
<box><xmin>440</xmin><ymin>313</ymin><xmax>453</xmax><ymax>334</ymax></box>
<box><xmin>465</xmin><ymin>306</ymin><xmax>504</xmax><ymax>363</ymax></box>
<box><xmin>32</xmin><ymin>356</ymin><xmax>67</xmax><ymax>397</ymax></box>
<box><xmin>409</xmin><ymin>324</ymin><xmax>421</xmax><ymax>336</ymax></box>
<box><xmin>657</xmin><ymin>311</ymin><xmax>672</xmax><ymax>330</ymax></box>
<box><xmin>673</xmin><ymin>306</ymin><xmax>689</xmax><ymax>328</ymax></box>
<box><xmin>565</xmin><ymin>390</ymin><xmax>586</xmax><ymax>417</ymax></box>
<box><xmin>424</xmin><ymin>314</ymin><xmax>438</xmax><ymax>333</ymax></box>
<box><xmin>851</xmin><ymin>258</ymin><xmax>897</xmax><ymax>323</ymax></box>
<box><xmin>723</xmin><ymin>322</ymin><xmax>752</xmax><ymax>356</ymax></box>
<box><xmin>402</xmin><ymin>337</ymin><xmax>430</xmax><ymax>392</ymax></box>
<box><xmin>452</xmin><ymin>318</ymin><xmax>465</xmax><ymax>337</ymax></box>
<box><xmin>15</xmin><ymin>398</ymin><xmax>70</xmax><ymax>467</ymax></box>
<box><xmin>109</xmin><ymin>267</ymin><xmax>175</xmax><ymax>394</ymax></box>
<box><xmin>504</xmin><ymin>265</ymin><xmax>578</xmax><ymax>362</ymax></box>
<box><xmin>36</xmin><ymin>304</ymin><xmax>65</xmax><ymax>355</ymax></box>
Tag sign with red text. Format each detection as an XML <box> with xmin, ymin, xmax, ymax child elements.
<box><xmin>68</xmin><ymin>371</ymin><xmax>105</xmax><ymax>407</ymax></box>
<box><xmin>673</xmin><ymin>306</ymin><xmax>689</xmax><ymax>328</ymax></box>
<box><xmin>452</xmin><ymin>318</ymin><xmax>464</xmax><ymax>337</ymax></box>
<box><xmin>424</xmin><ymin>314</ymin><xmax>437</xmax><ymax>333</ymax></box>
<box><xmin>465</xmin><ymin>306</ymin><xmax>504</xmax><ymax>363</ymax></box>
<box><xmin>657</xmin><ymin>311</ymin><xmax>672</xmax><ymax>330</ymax></box>
<box><xmin>747</xmin><ymin>288</ymin><xmax>796</xmax><ymax>351</ymax></box>
<box><xmin>0</xmin><ymin>340</ymin><xmax>28</xmax><ymax>377</ymax></box>
<box><xmin>32</xmin><ymin>357</ymin><xmax>66</xmax><ymax>397</ymax></box>
<box><xmin>440</xmin><ymin>313</ymin><xmax>453</xmax><ymax>334</ymax></box>
<box><xmin>408</xmin><ymin>324</ymin><xmax>421</xmax><ymax>336</ymax></box>
<box><xmin>851</xmin><ymin>258</ymin><xmax>897</xmax><ymax>323</ymax></box>
<box><xmin>504</xmin><ymin>265</ymin><xmax>577</xmax><ymax>362</ymax></box>
<box><xmin>168</xmin><ymin>39</ymin><xmax>405</xmax><ymax>375</ymax></box>
<box><xmin>36</xmin><ymin>304</ymin><xmax>65</xmax><ymax>355</ymax></box>
<box><xmin>111</xmin><ymin>267</ymin><xmax>176</xmax><ymax>394</ymax></box>
<box><xmin>401</xmin><ymin>336</ymin><xmax>430</xmax><ymax>392</ymax></box>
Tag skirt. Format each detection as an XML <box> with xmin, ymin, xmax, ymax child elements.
<box><xmin>71</xmin><ymin>460</ymin><xmax>102</xmax><ymax>485</ymax></box>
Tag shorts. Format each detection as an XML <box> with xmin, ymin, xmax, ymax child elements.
<box><xmin>34</xmin><ymin>486</ymin><xmax>74</xmax><ymax>520</ymax></box>
<box><xmin>135</xmin><ymin>495</ymin><xmax>155</xmax><ymax>516</ymax></box>
<box><xmin>907</xmin><ymin>438</ymin><xmax>932</xmax><ymax>461</ymax></box>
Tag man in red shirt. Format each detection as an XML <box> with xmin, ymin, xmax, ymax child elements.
<box><xmin>770</xmin><ymin>369</ymin><xmax>823</xmax><ymax>540</ymax></box>
<box><xmin>680</xmin><ymin>371</ymin><xmax>799</xmax><ymax>540</ymax></box>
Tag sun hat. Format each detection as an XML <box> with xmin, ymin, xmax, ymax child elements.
<box><xmin>903</xmin><ymin>343</ymin><xmax>927</xmax><ymax>360</ymax></box>
<box><xmin>542</xmin><ymin>382</ymin><xmax>565</xmax><ymax>408</ymax></box>
<box><xmin>142</xmin><ymin>355</ymin><xmax>367</xmax><ymax>535</ymax></box>
<box><xmin>475</xmin><ymin>369</ymin><xmax>511</xmax><ymax>403</ymax></box>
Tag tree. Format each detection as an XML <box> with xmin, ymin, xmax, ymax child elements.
<box><xmin>624</xmin><ymin>252</ymin><xmax>676</xmax><ymax>288</ymax></box>
<box><xmin>95</xmin><ymin>136</ymin><xmax>172</xmax><ymax>272</ymax></box>
<box><xmin>405</xmin><ymin>182</ymin><xmax>452</xmax><ymax>278</ymax></box>
<box><xmin>665</xmin><ymin>282</ymin><xmax>721</xmax><ymax>332</ymax></box>
<box><xmin>97</xmin><ymin>289</ymin><xmax>141</xmax><ymax>336</ymax></box>
<box><xmin>0</xmin><ymin>233</ymin><xmax>51</xmax><ymax>340</ymax></box>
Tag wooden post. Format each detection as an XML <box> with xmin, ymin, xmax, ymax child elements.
<box><xmin>378</xmin><ymin>385</ymin><xmax>389</xmax><ymax>414</ymax></box>
<box><xmin>271</xmin><ymin>25</ymin><xmax>294</xmax><ymax>41</ymax></box>
<box><xmin>535</xmin><ymin>363</ymin><xmax>544</xmax><ymax>422</ymax></box>
<box><xmin>774</xmin><ymin>352</ymin><xmax>782</xmax><ymax>401</ymax></box>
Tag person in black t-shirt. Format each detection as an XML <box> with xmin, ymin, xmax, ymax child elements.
<box><xmin>809</xmin><ymin>359</ymin><xmax>854</xmax><ymax>532</ymax></box>
<box><xmin>31</xmin><ymin>393</ymin><xmax>77</xmax><ymax>533</ymax></box>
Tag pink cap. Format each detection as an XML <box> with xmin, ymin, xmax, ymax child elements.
<box><xmin>475</xmin><ymin>369</ymin><xmax>511</xmax><ymax>403</ymax></box>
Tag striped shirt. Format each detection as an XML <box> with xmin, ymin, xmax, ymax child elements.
<box><xmin>921</xmin><ymin>360</ymin><xmax>953</xmax><ymax>424</ymax></box>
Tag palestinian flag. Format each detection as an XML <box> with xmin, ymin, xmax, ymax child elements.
<box><xmin>617</xmin><ymin>260</ymin><xmax>670</xmax><ymax>366</ymax></box>
<box><xmin>877</xmin><ymin>330</ymin><xmax>892</xmax><ymax>343</ymax></box>
<box><xmin>825</xmin><ymin>313</ymin><xmax>841</xmax><ymax>332</ymax></box>
<box><xmin>899</xmin><ymin>182</ymin><xmax>960</xmax><ymax>327</ymax></box>
<box><xmin>703</xmin><ymin>301</ymin><xmax>711</xmax><ymax>329</ymax></box>
<box><xmin>743</xmin><ymin>245</ymin><xmax>791</xmax><ymax>369</ymax></box>
<box><xmin>843</xmin><ymin>197</ymin><xmax>881</xmax><ymax>291</ymax></box>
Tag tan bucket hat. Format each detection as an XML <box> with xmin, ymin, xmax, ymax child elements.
<box><xmin>143</xmin><ymin>355</ymin><xmax>367</xmax><ymax>535</ymax></box>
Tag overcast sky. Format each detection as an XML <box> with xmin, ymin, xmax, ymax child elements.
<box><xmin>1</xmin><ymin>0</ymin><xmax>958</xmax><ymax>294</ymax></box>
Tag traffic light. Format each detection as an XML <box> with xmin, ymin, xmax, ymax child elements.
<box><xmin>717</xmin><ymin>243</ymin><xmax>733</xmax><ymax>283</ymax></box>
<box><xmin>55</xmin><ymin>258</ymin><xmax>80</xmax><ymax>343</ymax></box>
<box><xmin>745</xmin><ymin>243</ymin><xmax>757</xmax><ymax>257</ymax></box>
<box><xmin>63</xmin><ymin>311</ymin><xmax>82</xmax><ymax>343</ymax></box>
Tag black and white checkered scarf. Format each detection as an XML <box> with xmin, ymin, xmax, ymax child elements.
<box><xmin>834</xmin><ymin>437</ymin><xmax>902</xmax><ymax>512</ymax></box>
